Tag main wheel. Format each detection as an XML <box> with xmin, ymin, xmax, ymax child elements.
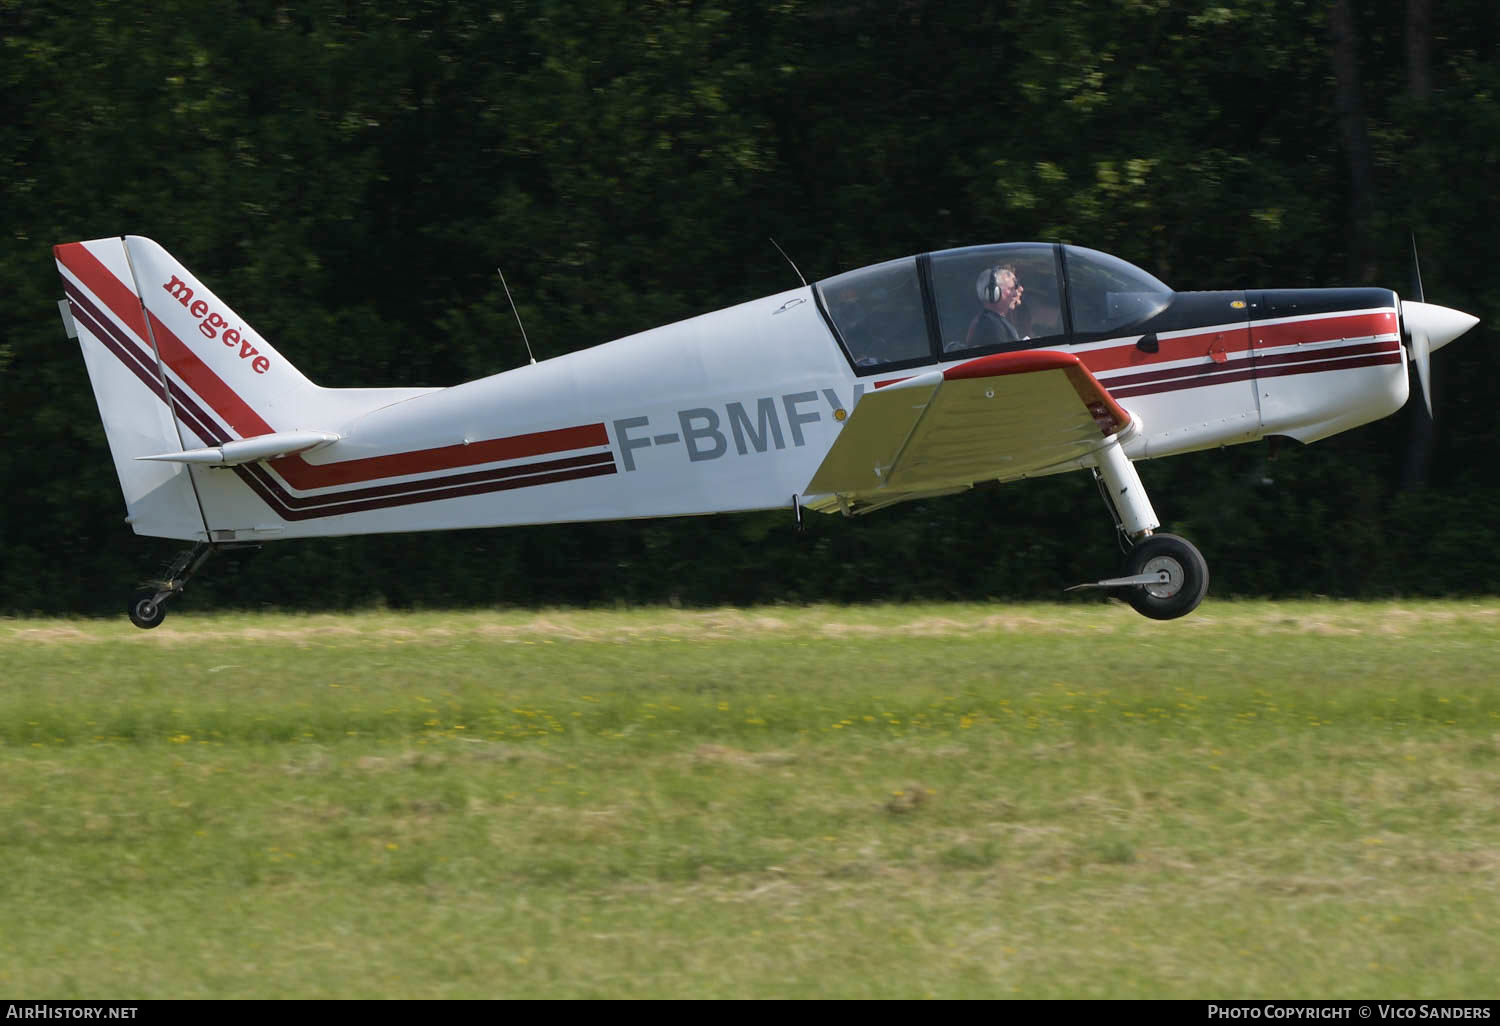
<box><xmin>128</xmin><ymin>590</ymin><xmax>168</xmax><ymax>630</ymax></box>
<box><xmin>1122</xmin><ymin>533</ymin><xmax>1209</xmax><ymax>621</ymax></box>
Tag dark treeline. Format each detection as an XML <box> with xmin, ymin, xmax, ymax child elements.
<box><xmin>2</xmin><ymin>0</ymin><xmax>1497</xmax><ymax>614</ymax></box>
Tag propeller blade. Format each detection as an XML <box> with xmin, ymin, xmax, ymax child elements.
<box><xmin>1409</xmin><ymin>323</ymin><xmax>1433</xmax><ymax>416</ymax></box>
<box><xmin>1409</xmin><ymin>233</ymin><xmax>1426</xmax><ymax>304</ymax></box>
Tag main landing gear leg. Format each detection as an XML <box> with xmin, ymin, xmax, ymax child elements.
<box><xmin>1067</xmin><ymin>441</ymin><xmax>1210</xmax><ymax>621</ymax></box>
<box><xmin>127</xmin><ymin>542</ymin><xmax>226</xmax><ymax>630</ymax></box>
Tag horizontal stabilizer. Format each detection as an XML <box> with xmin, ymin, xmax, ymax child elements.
<box><xmin>139</xmin><ymin>430</ymin><xmax>340</xmax><ymax>466</ymax></box>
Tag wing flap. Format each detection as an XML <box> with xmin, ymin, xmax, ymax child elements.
<box><xmin>804</xmin><ymin>351</ymin><xmax>1130</xmax><ymax>512</ymax></box>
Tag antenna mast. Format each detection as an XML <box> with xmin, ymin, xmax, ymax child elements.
<box><xmin>497</xmin><ymin>268</ymin><xmax>537</xmax><ymax>365</ymax></box>
<box><xmin>769</xmin><ymin>238</ymin><xmax>808</xmax><ymax>288</ymax></box>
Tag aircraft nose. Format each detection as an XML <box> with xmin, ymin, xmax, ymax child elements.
<box><xmin>1402</xmin><ymin>299</ymin><xmax>1480</xmax><ymax>354</ymax></box>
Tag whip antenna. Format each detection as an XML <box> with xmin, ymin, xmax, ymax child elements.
<box><xmin>497</xmin><ymin>268</ymin><xmax>537</xmax><ymax>365</ymax></box>
<box><xmin>769</xmin><ymin>238</ymin><xmax>808</xmax><ymax>288</ymax></box>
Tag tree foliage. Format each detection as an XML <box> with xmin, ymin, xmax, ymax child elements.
<box><xmin>2</xmin><ymin>0</ymin><xmax>1497</xmax><ymax>613</ymax></box>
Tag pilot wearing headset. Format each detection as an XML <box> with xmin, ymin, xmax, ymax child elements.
<box><xmin>962</xmin><ymin>264</ymin><xmax>1026</xmax><ymax>350</ymax></box>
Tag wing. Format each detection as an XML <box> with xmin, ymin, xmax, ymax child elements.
<box><xmin>803</xmin><ymin>351</ymin><xmax>1130</xmax><ymax>514</ymax></box>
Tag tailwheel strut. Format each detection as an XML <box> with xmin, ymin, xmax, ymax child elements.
<box><xmin>128</xmin><ymin>542</ymin><xmax>213</xmax><ymax>629</ymax></box>
<box><xmin>126</xmin><ymin>542</ymin><xmax>257</xmax><ymax>629</ymax></box>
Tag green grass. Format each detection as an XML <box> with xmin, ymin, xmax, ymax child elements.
<box><xmin>2</xmin><ymin>600</ymin><xmax>1498</xmax><ymax>997</ymax></box>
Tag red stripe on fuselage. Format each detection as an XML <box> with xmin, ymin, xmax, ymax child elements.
<box><xmin>242</xmin><ymin>458</ymin><xmax>619</xmax><ymax>521</ymax></box>
<box><xmin>152</xmin><ymin>368</ymin><xmax>618</xmax><ymax>518</ymax></box>
<box><xmin>276</xmin><ymin>422</ymin><xmax>611</xmax><ymax>491</ymax></box>
<box><xmin>1099</xmin><ymin>338</ymin><xmax>1398</xmax><ymax>390</ymax></box>
<box><xmin>874</xmin><ymin>311</ymin><xmax>1394</xmax><ymax>388</ymax></box>
<box><xmin>1250</xmin><ymin>311</ymin><xmax>1398</xmax><ymax>350</ymax></box>
<box><xmin>1077</xmin><ymin>325</ymin><xmax>1251</xmax><ymax>374</ymax></box>
<box><xmin>1106</xmin><ymin>350</ymin><xmax>1402</xmax><ymax>400</ymax></box>
<box><xmin>1073</xmin><ymin>311</ymin><xmax>1396</xmax><ymax>376</ymax></box>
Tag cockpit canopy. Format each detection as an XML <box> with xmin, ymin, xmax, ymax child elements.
<box><xmin>815</xmin><ymin>243</ymin><xmax>1173</xmax><ymax>374</ymax></box>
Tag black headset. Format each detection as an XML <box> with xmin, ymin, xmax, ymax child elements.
<box><xmin>981</xmin><ymin>267</ymin><xmax>1005</xmax><ymax>304</ymax></box>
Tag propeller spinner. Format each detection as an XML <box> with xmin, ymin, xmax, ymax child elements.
<box><xmin>1401</xmin><ymin>239</ymin><xmax>1479</xmax><ymax>416</ymax></box>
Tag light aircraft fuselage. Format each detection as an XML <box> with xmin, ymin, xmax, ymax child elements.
<box><xmin>54</xmin><ymin>237</ymin><xmax>1478</xmax><ymax>624</ymax></box>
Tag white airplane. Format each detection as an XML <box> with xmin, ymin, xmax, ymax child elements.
<box><xmin>54</xmin><ymin>236</ymin><xmax>1478</xmax><ymax>627</ymax></box>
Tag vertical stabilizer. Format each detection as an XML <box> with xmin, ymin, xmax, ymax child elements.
<box><xmin>121</xmin><ymin>236</ymin><xmax>316</xmax><ymax>429</ymax></box>
<box><xmin>55</xmin><ymin>238</ymin><xmax>205</xmax><ymax>540</ymax></box>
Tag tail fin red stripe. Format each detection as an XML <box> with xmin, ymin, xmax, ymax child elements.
<box><xmin>54</xmin><ymin>243</ymin><xmax>151</xmax><ymax>344</ymax></box>
<box><xmin>146</xmin><ymin>307</ymin><xmax>275</xmax><ymax>438</ymax></box>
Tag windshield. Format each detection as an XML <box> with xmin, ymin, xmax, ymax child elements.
<box><xmin>1062</xmin><ymin>246</ymin><xmax>1173</xmax><ymax>337</ymax></box>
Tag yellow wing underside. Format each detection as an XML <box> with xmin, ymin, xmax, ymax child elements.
<box><xmin>803</xmin><ymin>351</ymin><xmax>1131</xmax><ymax>515</ymax></box>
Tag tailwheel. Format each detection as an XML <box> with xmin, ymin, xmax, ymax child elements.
<box><xmin>1122</xmin><ymin>533</ymin><xmax>1209</xmax><ymax>621</ymax></box>
<box><xmin>128</xmin><ymin>589</ymin><xmax>168</xmax><ymax>630</ymax></box>
<box><xmin>124</xmin><ymin>541</ymin><xmax>234</xmax><ymax>629</ymax></box>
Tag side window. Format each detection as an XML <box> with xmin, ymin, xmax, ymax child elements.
<box><xmin>817</xmin><ymin>258</ymin><xmax>932</xmax><ymax>369</ymax></box>
<box><xmin>929</xmin><ymin>244</ymin><xmax>1065</xmax><ymax>356</ymax></box>
<box><xmin>1062</xmin><ymin>246</ymin><xmax>1173</xmax><ymax>338</ymax></box>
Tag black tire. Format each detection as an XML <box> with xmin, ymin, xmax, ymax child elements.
<box><xmin>128</xmin><ymin>590</ymin><xmax>168</xmax><ymax>630</ymax></box>
<box><xmin>1122</xmin><ymin>533</ymin><xmax>1209</xmax><ymax>621</ymax></box>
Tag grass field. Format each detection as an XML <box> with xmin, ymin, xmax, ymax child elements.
<box><xmin>2</xmin><ymin>600</ymin><xmax>1498</xmax><ymax>998</ymax></box>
